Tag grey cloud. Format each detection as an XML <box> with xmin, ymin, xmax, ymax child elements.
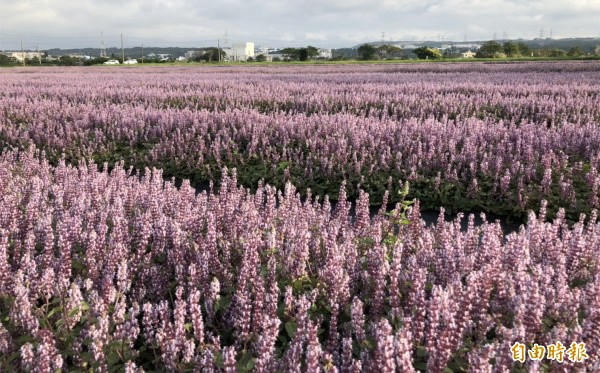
<box><xmin>1</xmin><ymin>0</ymin><xmax>599</xmax><ymax>49</ymax></box>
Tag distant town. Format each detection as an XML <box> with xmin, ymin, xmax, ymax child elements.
<box><xmin>1</xmin><ymin>37</ymin><xmax>599</xmax><ymax>66</ymax></box>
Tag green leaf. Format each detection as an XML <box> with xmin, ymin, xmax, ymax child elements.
<box><xmin>17</xmin><ymin>334</ymin><xmax>35</xmax><ymax>344</ymax></box>
<box><xmin>47</xmin><ymin>305</ymin><xmax>64</xmax><ymax>319</ymax></box>
<box><xmin>361</xmin><ymin>337</ymin><xmax>376</xmax><ymax>351</ymax></box>
<box><xmin>237</xmin><ymin>350</ymin><xmax>255</xmax><ymax>372</ymax></box>
<box><xmin>416</xmin><ymin>345</ymin><xmax>429</xmax><ymax>358</ymax></box>
<box><xmin>285</xmin><ymin>321</ymin><xmax>298</xmax><ymax>339</ymax></box>
<box><xmin>414</xmin><ymin>361</ymin><xmax>428</xmax><ymax>371</ymax></box>
<box><xmin>68</xmin><ymin>307</ymin><xmax>80</xmax><ymax>318</ymax></box>
<box><xmin>277</xmin><ymin>161</ymin><xmax>289</xmax><ymax>171</ymax></box>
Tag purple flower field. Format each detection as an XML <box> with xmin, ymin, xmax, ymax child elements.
<box><xmin>1</xmin><ymin>62</ymin><xmax>600</xmax><ymax>218</ymax></box>
<box><xmin>0</xmin><ymin>62</ymin><xmax>599</xmax><ymax>372</ymax></box>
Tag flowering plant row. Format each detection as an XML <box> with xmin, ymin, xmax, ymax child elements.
<box><xmin>0</xmin><ymin>147</ymin><xmax>598</xmax><ymax>372</ymax></box>
<box><xmin>1</xmin><ymin>62</ymin><xmax>599</xmax><ymax>220</ymax></box>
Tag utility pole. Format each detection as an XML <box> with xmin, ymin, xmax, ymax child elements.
<box><xmin>36</xmin><ymin>45</ymin><xmax>41</xmax><ymax>64</ymax></box>
<box><xmin>21</xmin><ymin>40</ymin><xmax>25</xmax><ymax>67</ymax></box>
<box><xmin>142</xmin><ymin>44</ymin><xmax>144</xmax><ymax>64</ymax></box>
<box><xmin>121</xmin><ymin>33</ymin><xmax>125</xmax><ymax>63</ymax></box>
<box><xmin>218</xmin><ymin>39</ymin><xmax>220</xmax><ymax>62</ymax></box>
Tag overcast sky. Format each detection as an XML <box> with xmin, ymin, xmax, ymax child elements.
<box><xmin>1</xmin><ymin>0</ymin><xmax>599</xmax><ymax>50</ymax></box>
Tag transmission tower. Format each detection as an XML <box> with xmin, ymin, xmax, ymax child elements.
<box><xmin>100</xmin><ymin>32</ymin><xmax>107</xmax><ymax>58</ymax></box>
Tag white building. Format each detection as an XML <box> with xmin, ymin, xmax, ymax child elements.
<box><xmin>254</xmin><ymin>45</ymin><xmax>270</xmax><ymax>56</ymax></box>
<box><xmin>185</xmin><ymin>50</ymin><xmax>203</xmax><ymax>60</ymax></box>
<box><xmin>5</xmin><ymin>51</ymin><xmax>44</xmax><ymax>62</ymax></box>
<box><xmin>461</xmin><ymin>50</ymin><xmax>476</xmax><ymax>58</ymax></box>
<box><xmin>228</xmin><ymin>42</ymin><xmax>255</xmax><ymax>61</ymax></box>
<box><xmin>123</xmin><ymin>59</ymin><xmax>138</xmax><ymax>64</ymax></box>
<box><xmin>317</xmin><ymin>48</ymin><xmax>332</xmax><ymax>59</ymax></box>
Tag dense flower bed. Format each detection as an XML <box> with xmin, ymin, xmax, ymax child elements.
<box><xmin>1</xmin><ymin>62</ymin><xmax>599</xmax><ymax>220</ymax></box>
<box><xmin>0</xmin><ymin>147</ymin><xmax>598</xmax><ymax>372</ymax></box>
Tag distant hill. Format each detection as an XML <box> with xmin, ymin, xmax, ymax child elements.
<box><xmin>352</xmin><ymin>37</ymin><xmax>600</xmax><ymax>54</ymax></box>
<box><xmin>26</xmin><ymin>37</ymin><xmax>600</xmax><ymax>58</ymax></box>
<box><xmin>44</xmin><ymin>47</ymin><xmax>193</xmax><ymax>58</ymax></box>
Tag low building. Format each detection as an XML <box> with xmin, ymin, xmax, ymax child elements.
<box><xmin>228</xmin><ymin>42</ymin><xmax>255</xmax><ymax>62</ymax></box>
<box><xmin>104</xmin><ymin>59</ymin><xmax>120</xmax><ymax>65</ymax></box>
<box><xmin>255</xmin><ymin>54</ymin><xmax>273</xmax><ymax>62</ymax></box>
<box><xmin>123</xmin><ymin>59</ymin><xmax>138</xmax><ymax>64</ymax></box>
<box><xmin>462</xmin><ymin>50</ymin><xmax>476</xmax><ymax>58</ymax></box>
<box><xmin>317</xmin><ymin>48</ymin><xmax>332</xmax><ymax>59</ymax></box>
<box><xmin>5</xmin><ymin>51</ymin><xmax>44</xmax><ymax>62</ymax></box>
<box><xmin>184</xmin><ymin>50</ymin><xmax>203</xmax><ymax>60</ymax></box>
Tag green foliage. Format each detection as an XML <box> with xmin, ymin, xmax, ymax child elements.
<box><xmin>0</xmin><ymin>54</ymin><xmax>16</xmax><ymax>66</ymax></box>
<box><xmin>567</xmin><ymin>47</ymin><xmax>584</xmax><ymax>57</ymax></box>
<box><xmin>476</xmin><ymin>41</ymin><xmax>504</xmax><ymax>58</ymax></box>
<box><xmin>195</xmin><ymin>48</ymin><xmax>226</xmax><ymax>62</ymax></box>
<box><xmin>378</xmin><ymin>44</ymin><xmax>403</xmax><ymax>59</ymax></box>
<box><xmin>503</xmin><ymin>41</ymin><xmax>520</xmax><ymax>57</ymax></box>
<box><xmin>281</xmin><ymin>48</ymin><xmax>300</xmax><ymax>61</ymax></box>
<box><xmin>280</xmin><ymin>46</ymin><xmax>319</xmax><ymax>61</ymax></box>
<box><xmin>58</xmin><ymin>55</ymin><xmax>82</xmax><ymax>66</ymax></box>
<box><xmin>357</xmin><ymin>44</ymin><xmax>377</xmax><ymax>60</ymax></box>
<box><xmin>413</xmin><ymin>46</ymin><xmax>442</xmax><ymax>60</ymax></box>
<box><xmin>306</xmin><ymin>46</ymin><xmax>319</xmax><ymax>59</ymax></box>
<box><xmin>83</xmin><ymin>57</ymin><xmax>109</xmax><ymax>66</ymax></box>
<box><xmin>516</xmin><ymin>42</ymin><xmax>531</xmax><ymax>57</ymax></box>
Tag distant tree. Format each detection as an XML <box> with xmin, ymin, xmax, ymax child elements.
<box><xmin>516</xmin><ymin>42</ymin><xmax>531</xmax><ymax>57</ymax></box>
<box><xmin>255</xmin><ymin>54</ymin><xmax>267</xmax><ymax>62</ymax></box>
<box><xmin>0</xmin><ymin>54</ymin><xmax>15</xmax><ymax>66</ymax></box>
<box><xmin>246</xmin><ymin>56</ymin><xmax>255</xmax><ymax>62</ymax></box>
<box><xmin>272</xmin><ymin>56</ymin><xmax>282</xmax><ymax>62</ymax></box>
<box><xmin>442</xmin><ymin>46</ymin><xmax>463</xmax><ymax>58</ymax></box>
<box><xmin>413</xmin><ymin>46</ymin><xmax>442</xmax><ymax>60</ymax></box>
<box><xmin>378</xmin><ymin>44</ymin><xmax>403</xmax><ymax>59</ymax></box>
<box><xmin>298</xmin><ymin>48</ymin><xmax>309</xmax><ymax>61</ymax></box>
<box><xmin>357</xmin><ymin>44</ymin><xmax>377</xmax><ymax>60</ymax></box>
<box><xmin>196</xmin><ymin>48</ymin><xmax>226</xmax><ymax>62</ymax></box>
<box><xmin>282</xmin><ymin>48</ymin><xmax>300</xmax><ymax>60</ymax></box>
<box><xmin>547</xmin><ymin>49</ymin><xmax>566</xmax><ymax>58</ymax></box>
<box><xmin>58</xmin><ymin>55</ymin><xmax>79</xmax><ymax>66</ymax></box>
<box><xmin>307</xmin><ymin>46</ymin><xmax>319</xmax><ymax>59</ymax></box>
<box><xmin>503</xmin><ymin>41</ymin><xmax>519</xmax><ymax>57</ymax></box>
<box><xmin>83</xmin><ymin>57</ymin><xmax>108</xmax><ymax>66</ymax></box>
<box><xmin>476</xmin><ymin>41</ymin><xmax>503</xmax><ymax>58</ymax></box>
<box><xmin>567</xmin><ymin>47</ymin><xmax>584</xmax><ymax>57</ymax></box>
